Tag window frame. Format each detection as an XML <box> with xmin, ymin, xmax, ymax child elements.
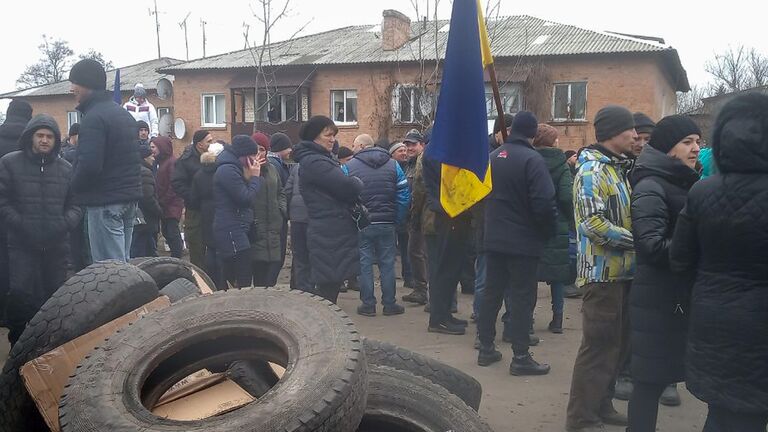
<box><xmin>392</xmin><ymin>84</ymin><xmax>425</xmax><ymax>125</ymax></box>
<box><xmin>201</xmin><ymin>93</ymin><xmax>227</xmax><ymax>128</ymax></box>
<box><xmin>551</xmin><ymin>82</ymin><xmax>588</xmax><ymax>122</ymax></box>
<box><xmin>485</xmin><ymin>82</ymin><xmax>523</xmax><ymax>120</ymax></box>
<box><xmin>66</xmin><ymin>111</ymin><xmax>81</xmax><ymax>130</ymax></box>
<box><xmin>330</xmin><ymin>89</ymin><xmax>358</xmax><ymax>126</ymax></box>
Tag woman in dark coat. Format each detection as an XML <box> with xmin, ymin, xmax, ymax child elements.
<box><xmin>190</xmin><ymin>150</ymin><xmax>224</xmax><ymax>289</ymax></box>
<box><xmin>627</xmin><ymin>115</ymin><xmax>702</xmax><ymax>432</ymax></box>
<box><xmin>153</xmin><ymin>136</ymin><xmax>185</xmax><ymax>258</ymax></box>
<box><xmin>291</xmin><ymin>116</ymin><xmax>363</xmax><ymax>303</ymax></box>
<box><xmin>130</xmin><ymin>145</ymin><xmax>162</xmax><ymax>258</ymax></box>
<box><xmin>532</xmin><ymin>124</ymin><xmax>573</xmax><ymax>334</ymax></box>
<box><xmin>671</xmin><ymin>93</ymin><xmax>768</xmax><ymax>432</ymax></box>
<box><xmin>213</xmin><ymin>135</ymin><xmax>263</xmax><ymax>288</ymax></box>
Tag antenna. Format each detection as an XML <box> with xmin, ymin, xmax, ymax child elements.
<box><xmin>243</xmin><ymin>22</ymin><xmax>250</xmax><ymax>50</ymax></box>
<box><xmin>149</xmin><ymin>0</ymin><xmax>161</xmax><ymax>58</ymax></box>
<box><xmin>200</xmin><ymin>19</ymin><xmax>207</xmax><ymax>58</ymax></box>
<box><xmin>179</xmin><ymin>12</ymin><xmax>191</xmax><ymax>61</ymax></box>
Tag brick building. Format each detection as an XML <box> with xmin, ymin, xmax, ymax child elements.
<box><xmin>3</xmin><ymin>12</ymin><xmax>689</xmax><ymax>153</ymax></box>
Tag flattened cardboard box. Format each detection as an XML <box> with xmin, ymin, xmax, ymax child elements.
<box><xmin>20</xmin><ymin>296</ymin><xmax>171</xmax><ymax>432</ymax></box>
<box><xmin>152</xmin><ymin>378</ymin><xmax>254</xmax><ymax>420</ymax></box>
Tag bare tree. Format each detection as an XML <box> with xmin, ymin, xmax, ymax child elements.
<box><xmin>78</xmin><ymin>49</ymin><xmax>114</xmax><ymax>70</ymax></box>
<box><xmin>17</xmin><ymin>35</ymin><xmax>74</xmax><ymax>88</ymax></box>
<box><xmin>705</xmin><ymin>45</ymin><xmax>768</xmax><ymax>94</ymax></box>
<box><xmin>676</xmin><ymin>84</ymin><xmax>709</xmax><ymax>114</ymax></box>
<box><xmin>747</xmin><ymin>48</ymin><xmax>768</xmax><ymax>88</ymax></box>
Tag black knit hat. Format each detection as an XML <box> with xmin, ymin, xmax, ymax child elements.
<box><xmin>193</xmin><ymin>130</ymin><xmax>211</xmax><ymax>144</ymax></box>
<box><xmin>648</xmin><ymin>115</ymin><xmax>701</xmax><ymax>154</ymax></box>
<box><xmin>7</xmin><ymin>99</ymin><xmax>32</xmax><ymax>121</ymax></box>
<box><xmin>493</xmin><ymin>113</ymin><xmax>514</xmax><ymax>134</ymax></box>
<box><xmin>136</xmin><ymin>120</ymin><xmax>149</xmax><ymax>131</ymax></box>
<box><xmin>68</xmin><ymin>123</ymin><xmax>80</xmax><ymax>137</ymax></box>
<box><xmin>231</xmin><ymin>135</ymin><xmax>259</xmax><ymax>157</ymax></box>
<box><xmin>299</xmin><ymin>115</ymin><xmax>337</xmax><ymax>141</ymax></box>
<box><xmin>69</xmin><ymin>59</ymin><xmax>107</xmax><ymax>91</ymax></box>
<box><xmin>337</xmin><ymin>146</ymin><xmax>354</xmax><ymax>160</ymax></box>
<box><xmin>270</xmin><ymin>132</ymin><xmax>292</xmax><ymax>152</ymax></box>
<box><xmin>511</xmin><ymin>111</ymin><xmax>538</xmax><ymax>139</ymax></box>
<box><xmin>594</xmin><ymin>105</ymin><xmax>635</xmax><ymax>142</ymax></box>
<box><xmin>139</xmin><ymin>144</ymin><xmax>153</xmax><ymax>159</ymax></box>
<box><xmin>633</xmin><ymin>112</ymin><xmax>656</xmax><ymax>135</ymax></box>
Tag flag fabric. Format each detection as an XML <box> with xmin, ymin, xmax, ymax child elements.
<box><xmin>112</xmin><ymin>68</ymin><xmax>122</xmax><ymax>105</ymax></box>
<box><xmin>425</xmin><ymin>0</ymin><xmax>494</xmax><ymax>217</ymax></box>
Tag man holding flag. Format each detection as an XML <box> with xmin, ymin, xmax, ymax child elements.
<box><xmin>423</xmin><ymin>0</ymin><xmax>494</xmax><ymax>335</ymax></box>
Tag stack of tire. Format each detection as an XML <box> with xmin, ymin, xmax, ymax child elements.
<box><xmin>0</xmin><ymin>259</ymin><xmax>494</xmax><ymax>432</ymax></box>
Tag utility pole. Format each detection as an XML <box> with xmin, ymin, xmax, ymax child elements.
<box><xmin>150</xmin><ymin>0</ymin><xmax>161</xmax><ymax>58</ymax></box>
<box><xmin>179</xmin><ymin>12</ymin><xmax>191</xmax><ymax>61</ymax></box>
<box><xmin>200</xmin><ymin>19</ymin><xmax>207</xmax><ymax>58</ymax></box>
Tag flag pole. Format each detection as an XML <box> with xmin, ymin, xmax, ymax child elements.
<box><xmin>487</xmin><ymin>63</ymin><xmax>507</xmax><ymax>141</ymax></box>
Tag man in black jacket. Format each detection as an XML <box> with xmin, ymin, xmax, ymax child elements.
<box><xmin>69</xmin><ymin>59</ymin><xmax>141</xmax><ymax>262</ymax></box>
<box><xmin>0</xmin><ymin>114</ymin><xmax>82</xmax><ymax>344</ymax></box>
<box><xmin>171</xmin><ymin>129</ymin><xmax>213</xmax><ymax>268</ymax></box>
<box><xmin>476</xmin><ymin>111</ymin><xmax>556</xmax><ymax>376</ymax></box>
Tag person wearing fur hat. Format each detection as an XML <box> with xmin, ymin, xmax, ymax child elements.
<box><xmin>69</xmin><ymin>58</ymin><xmax>142</xmax><ymax>262</ymax></box>
<box><xmin>213</xmin><ymin>135</ymin><xmax>264</xmax><ymax>288</ymax></box>
<box><xmin>123</xmin><ymin>83</ymin><xmax>159</xmax><ymax>137</ymax></box>
<box><xmin>671</xmin><ymin>93</ymin><xmax>768</xmax><ymax>432</ymax></box>
<box><xmin>130</xmin><ymin>144</ymin><xmax>162</xmax><ymax>259</ymax></box>
<box><xmin>566</xmin><ymin>105</ymin><xmax>637</xmax><ymax>431</ymax></box>
<box><xmin>625</xmin><ymin>115</ymin><xmax>701</xmax><ymax>432</ymax></box>
<box><xmin>190</xmin><ymin>151</ymin><xmax>225</xmax><ymax>289</ymax></box>
<box><xmin>477</xmin><ymin>111</ymin><xmax>556</xmax><ymax>375</ymax></box>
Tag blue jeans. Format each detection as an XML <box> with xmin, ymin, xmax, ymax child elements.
<box><xmin>87</xmin><ymin>202</ymin><xmax>138</xmax><ymax>262</ymax></box>
<box><xmin>472</xmin><ymin>253</ymin><xmax>487</xmax><ymax>316</ymax></box>
<box><xmin>359</xmin><ymin>224</ymin><xmax>397</xmax><ymax>307</ymax></box>
<box><xmin>550</xmin><ymin>282</ymin><xmax>565</xmax><ymax>314</ymax></box>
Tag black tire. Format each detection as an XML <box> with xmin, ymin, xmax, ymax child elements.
<box><xmin>226</xmin><ymin>360</ymin><xmax>280</xmax><ymax>398</ymax></box>
<box><xmin>362</xmin><ymin>338</ymin><xmax>482</xmax><ymax>410</ymax></box>
<box><xmin>159</xmin><ymin>278</ymin><xmax>202</xmax><ymax>303</ymax></box>
<box><xmin>59</xmin><ymin>288</ymin><xmax>368</xmax><ymax>432</ymax></box>
<box><xmin>357</xmin><ymin>366</ymin><xmax>493</xmax><ymax>432</ymax></box>
<box><xmin>130</xmin><ymin>257</ymin><xmax>217</xmax><ymax>291</ymax></box>
<box><xmin>0</xmin><ymin>261</ymin><xmax>158</xmax><ymax>432</ymax></box>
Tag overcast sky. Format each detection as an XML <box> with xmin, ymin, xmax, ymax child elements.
<box><xmin>2</xmin><ymin>0</ymin><xmax>767</xmax><ymax>112</ymax></box>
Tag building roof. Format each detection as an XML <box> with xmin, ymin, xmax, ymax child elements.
<box><xmin>1</xmin><ymin>57</ymin><xmax>183</xmax><ymax>98</ymax></box>
<box><xmin>157</xmin><ymin>15</ymin><xmax>689</xmax><ymax>90</ymax></box>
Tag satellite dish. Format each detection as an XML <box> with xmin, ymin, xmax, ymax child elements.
<box><xmin>156</xmin><ymin>78</ymin><xmax>173</xmax><ymax>100</ymax></box>
<box><xmin>159</xmin><ymin>113</ymin><xmax>173</xmax><ymax>137</ymax></box>
<box><xmin>174</xmin><ymin>118</ymin><xmax>186</xmax><ymax>140</ymax></box>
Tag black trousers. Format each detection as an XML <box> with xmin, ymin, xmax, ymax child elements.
<box><xmin>272</xmin><ymin>221</ymin><xmax>288</xmax><ymax>284</ymax></box>
<box><xmin>628</xmin><ymin>381</ymin><xmax>667</xmax><ymax>432</ymax></box>
<box><xmin>703</xmin><ymin>406</ymin><xmax>768</xmax><ymax>432</ymax></box>
<box><xmin>252</xmin><ymin>261</ymin><xmax>281</xmax><ymax>287</ymax></box>
<box><xmin>396</xmin><ymin>228</ymin><xmax>413</xmax><ymax>284</ymax></box>
<box><xmin>130</xmin><ymin>225</ymin><xmax>158</xmax><ymax>259</ymax></box>
<box><xmin>161</xmin><ymin>218</ymin><xmax>183</xmax><ymax>259</ymax></box>
<box><xmin>221</xmin><ymin>250</ymin><xmax>252</xmax><ymax>289</ymax></box>
<box><xmin>69</xmin><ymin>220</ymin><xmax>89</xmax><ymax>272</ymax></box>
<box><xmin>0</xmin><ymin>229</ymin><xmax>8</xmax><ymax>325</ymax></box>
<box><xmin>478</xmin><ymin>252</ymin><xmax>539</xmax><ymax>356</ymax></box>
<box><xmin>290</xmin><ymin>222</ymin><xmax>314</xmax><ymax>293</ymax></box>
<box><xmin>425</xmin><ymin>212</ymin><xmax>471</xmax><ymax>326</ymax></box>
<box><xmin>316</xmin><ymin>283</ymin><xmax>341</xmax><ymax>304</ymax></box>
<box><xmin>7</xmin><ymin>244</ymin><xmax>69</xmax><ymax>344</ymax></box>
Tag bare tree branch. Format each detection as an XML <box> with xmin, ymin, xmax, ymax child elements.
<box><xmin>17</xmin><ymin>35</ymin><xmax>74</xmax><ymax>88</ymax></box>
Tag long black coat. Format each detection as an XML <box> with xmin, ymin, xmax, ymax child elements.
<box><xmin>629</xmin><ymin>145</ymin><xmax>699</xmax><ymax>384</ymax></box>
<box><xmin>292</xmin><ymin>140</ymin><xmax>363</xmax><ymax>284</ymax></box>
<box><xmin>671</xmin><ymin>94</ymin><xmax>768</xmax><ymax>413</ymax></box>
<box><xmin>172</xmin><ymin>144</ymin><xmax>203</xmax><ymax>207</ymax></box>
<box><xmin>135</xmin><ymin>160</ymin><xmax>162</xmax><ymax>236</ymax></box>
<box><xmin>190</xmin><ymin>160</ymin><xmax>217</xmax><ymax>248</ymax></box>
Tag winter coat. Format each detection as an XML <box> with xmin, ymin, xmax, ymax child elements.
<box><xmin>135</xmin><ymin>160</ymin><xmax>162</xmax><ymax>235</ymax></box>
<box><xmin>60</xmin><ymin>142</ymin><xmax>77</xmax><ymax>164</ymax></box>
<box><xmin>190</xmin><ymin>157</ymin><xmax>217</xmax><ymax>248</ymax></box>
<box><xmin>0</xmin><ymin>110</ymin><xmax>29</xmax><ymax>158</ymax></box>
<box><xmin>408</xmin><ymin>152</ymin><xmax>435</xmax><ymax>235</ymax></box>
<box><xmin>71</xmin><ymin>91</ymin><xmax>142</xmax><ymax>206</ymax></box>
<box><xmin>0</xmin><ymin>114</ymin><xmax>82</xmax><ymax>249</ymax></box>
<box><xmin>153</xmin><ymin>137</ymin><xmax>184</xmax><ymax>219</ymax></box>
<box><xmin>292</xmin><ymin>140</ymin><xmax>363</xmax><ymax>284</ymax></box>
<box><xmin>573</xmin><ymin>145</ymin><xmax>635</xmax><ymax>286</ymax></box>
<box><xmin>213</xmin><ymin>147</ymin><xmax>261</xmax><ymax>258</ymax></box>
<box><xmin>250</xmin><ymin>163</ymin><xmax>286</xmax><ymax>263</ymax></box>
<box><xmin>171</xmin><ymin>144</ymin><xmax>203</xmax><ymax>209</ymax></box>
<box><xmin>283</xmin><ymin>164</ymin><xmax>308</xmax><ymax>223</ymax></box>
<box><xmin>535</xmin><ymin>147</ymin><xmax>574</xmax><ymax>282</ymax></box>
<box><xmin>345</xmin><ymin>147</ymin><xmax>410</xmax><ymax>225</ymax></box>
<box><xmin>123</xmin><ymin>97</ymin><xmax>159</xmax><ymax>137</ymax></box>
<box><xmin>484</xmin><ymin>135</ymin><xmax>557</xmax><ymax>257</ymax></box>
<box><xmin>267</xmin><ymin>153</ymin><xmax>290</xmax><ymax>186</ymax></box>
<box><xmin>629</xmin><ymin>145</ymin><xmax>699</xmax><ymax>384</ymax></box>
<box><xmin>670</xmin><ymin>103</ymin><xmax>768</xmax><ymax>413</ymax></box>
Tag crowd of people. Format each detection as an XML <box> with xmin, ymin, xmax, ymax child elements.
<box><xmin>0</xmin><ymin>57</ymin><xmax>766</xmax><ymax>432</ymax></box>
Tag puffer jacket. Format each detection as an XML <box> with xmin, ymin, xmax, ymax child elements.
<box><xmin>154</xmin><ymin>136</ymin><xmax>184</xmax><ymax>219</ymax></box>
<box><xmin>292</xmin><ymin>140</ymin><xmax>363</xmax><ymax>284</ymax></box>
<box><xmin>573</xmin><ymin>145</ymin><xmax>635</xmax><ymax>286</ymax></box>
<box><xmin>283</xmin><ymin>164</ymin><xmax>308</xmax><ymax>223</ymax></box>
<box><xmin>171</xmin><ymin>144</ymin><xmax>203</xmax><ymax>207</ymax></box>
<box><xmin>670</xmin><ymin>93</ymin><xmax>768</xmax><ymax>413</ymax></box>
<box><xmin>0</xmin><ymin>102</ymin><xmax>30</xmax><ymax>158</ymax></box>
<box><xmin>250</xmin><ymin>163</ymin><xmax>286</xmax><ymax>263</ymax></box>
<box><xmin>345</xmin><ymin>147</ymin><xmax>409</xmax><ymax>224</ymax></box>
<box><xmin>629</xmin><ymin>145</ymin><xmax>699</xmax><ymax>384</ymax></box>
<box><xmin>0</xmin><ymin>114</ymin><xmax>82</xmax><ymax>249</ymax></box>
<box><xmin>136</xmin><ymin>160</ymin><xmax>162</xmax><ymax>234</ymax></box>
<box><xmin>536</xmin><ymin>147</ymin><xmax>574</xmax><ymax>282</ymax></box>
<box><xmin>189</xmin><ymin>153</ymin><xmax>218</xmax><ymax>248</ymax></box>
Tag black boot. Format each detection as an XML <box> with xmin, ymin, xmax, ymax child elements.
<box><xmin>548</xmin><ymin>313</ymin><xmax>563</xmax><ymax>334</ymax></box>
<box><xmin>402</xmin><ymin>289</ymin><xmax>427</xmax><ymax>305</ymax></box>
<box><xmin>477</xmin><ymin>344</ymin><xmax>502</xmax><ymax>366</ymax></box>
<box><xmin>509</xmin><ymin>353</ymin><xmax>550</xmax><ymax>376</ymax></box>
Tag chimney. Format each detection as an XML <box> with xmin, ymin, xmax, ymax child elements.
<box><xmin>381</xmin><ymin>10</ymin><xmax>411</xmax><ymax>51</ymax></box>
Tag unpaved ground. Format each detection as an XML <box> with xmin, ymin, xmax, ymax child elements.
<box><xmin>0</xmin><ymin>278</ymin><xmax>707</xmax><ymax>432</ymax></box>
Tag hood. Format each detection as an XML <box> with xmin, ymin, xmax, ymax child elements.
<box><xmin>217</xmin><ymin>146</ymin><xmax>243</xmax><ymax>168</ymax></box>
<box><xmin>629</xmin><ymin>145</ymin><xmax>699</xmax><ymax>189</ymax></box>
<box><xmin>353</xmin><ymin>147</ymin><xmax>391</xmax><ymax>169</ymax></box>
<box><xmin>292</xmin><ymin>140</ymin><xmax>331</xmax><ymax>164</ymax></box>
<box><xmin>200</xmin><ymin>151</ymin><xmax>218</xmax><ymax>170</ymax></box>
<box><xmin>152</xmin><ymin>136</ymin><xmax>174</xmax><ymax>160</ymax></box>
<box><xmin>536</xmin><ymin>147</ymin><xmax>567</xmax><ymax>172</ymax></box>
<box><xmin>711</xmin><ymin>93</ymin><xmax>768</xmax><ymax>174</ymax></box>
<box><xmin>19</xmin><ymin>114</ymin><xmax>62</xmax><ymax>158</ymax></box>
<box><xmin>0</xmin><ymin>120</ymin><xmax>27</xmax><ymax>142</ymax></box>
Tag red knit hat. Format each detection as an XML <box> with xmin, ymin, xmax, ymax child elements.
<box><xmin>251</xmin><ymin>132</ymin><xmax>270</xmax><ymax>151</ymax></box>
<box><xmin>533</xmin><ymin>124</ymin><xmax>559</xmax><ymax>148</ymax></box>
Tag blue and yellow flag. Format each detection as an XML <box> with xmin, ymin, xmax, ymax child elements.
<box><xmin>425</xmin><ymin>0</ymin><xmax>494</xmax><ymax>217</ymax></box>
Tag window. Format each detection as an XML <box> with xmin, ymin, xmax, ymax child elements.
<box><xmin>331</xmin><ymin>90</ymin><xmax>357</xmax><ymax>124</ymax></box>
<box><xmin>485</xmin><ymin>83</ymin><xmax>522</xmax><ymax>119</ymax></box>
<box><xmin>552</xmin><ymin>82</ymin><xmax>587</xmax><ymax>121</ymax></box>
<box><xmin>392</xmin><ymin>85</ymin><xmax>425</xmax><ymax>124</ymax></box>
<box><xmin>201</xmin><ymin>94</ymin><xmax>226</xmax><ymax>127</ymax></box>
<box><xmin>67</xmin><ymin>111</ymin><xmax>81</xmax><ymax>129</ymax></box>
<box><xmin>157</xmin><ymin>107</ymin><xmax>171</xmax><ymax>119</ymax></box>
<box><xmin>257</xmin><ymin>91</ymin><xmax>298</xmax><ymax>123</ymax></box>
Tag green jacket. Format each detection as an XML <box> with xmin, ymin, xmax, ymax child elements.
<box><xmin>251</xmin><ymin>163</ymin><xmax>287</xmax><ymax>263</ymax></box>
<box><xmin>408</xmin><ymin>152</ymin><xmax>436</xmax><ymax>235</ymax></box>
<box><xmin>536</xmin><ymin>147</ymin><xmax>574</xmax><ymax>283</ymax></box>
